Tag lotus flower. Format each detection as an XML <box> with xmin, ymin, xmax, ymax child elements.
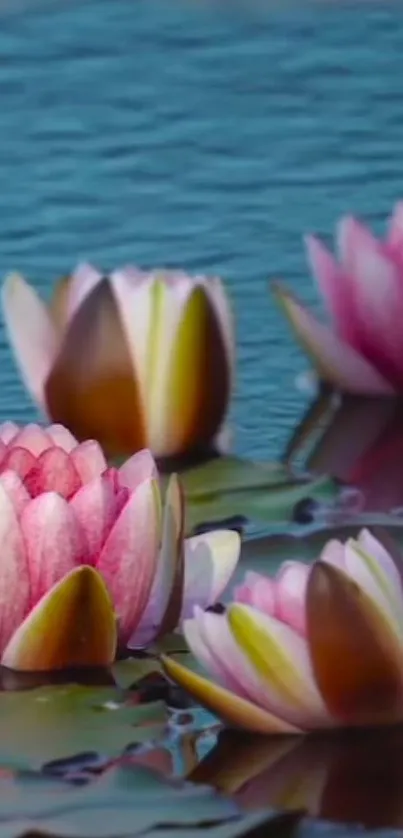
<box><xmin>163</xmin><ymin>529</ymin><xmax>403</xmax><ymax>733</ymax></box>
<box><xmin>0</xmin><ymin>422</ymin><xmax>240</xmax><ymax>671</ymax></box>
<box><xmin>2</xmin><ymin>264</ymin><xmax>234</xmax><ymax>458</ymax></box>
<box><xmin>272</xmin><ymin>202</ymin><xmax>403</xmax><ymax>395</ymax></box>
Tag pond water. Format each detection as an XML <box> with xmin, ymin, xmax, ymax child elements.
<box><xmin>1</xmin><ymin>0</ymin><xmax>403</xmax><ymax>464</ymax></box>
<box><xmin>1</xmin><ymin>5</ymin><xmax>403</xmax><ymax>834</ymax></box>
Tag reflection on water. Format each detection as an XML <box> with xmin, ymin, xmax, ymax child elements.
<box><xmin>285</xmin><ymin>393</ymin><xmax>403</xmax><ymax>515</ymax></box>
<box><xmin>186</xmin><ymin>726</ymin><xmax>403</xmax><ymax>830</ymax></box>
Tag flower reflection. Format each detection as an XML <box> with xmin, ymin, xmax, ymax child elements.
<box><xmin>189</xmin><ymin>726</ymin><xmax>403</xmax><ymax>830</ymax></box>
<box><xmin>285</xmin><ymin>393</ymin><xmax>403</xmax><ymax>513</ymax></box>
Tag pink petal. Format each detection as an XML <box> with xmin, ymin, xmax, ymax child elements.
<box><xmin>69</xmin><ymin>476</ymin><xmax>118</xmax><ymax>563</ymax></box>
<box><xmin>20</xmin><ymin>492</ymin><xmax>86</xmax><ymax>607</ymax></box>
<box><xmin>305</xmin><ymin>235</ymin><xmax>357</xmax><ymax>345</ymax></box>
<box><xmin>0</xmin><ymin>482</ymin><xmax>30</xmax><ymax>655</ymax></box>
<box><xmin>272</xmin><ymin>283</ymin><xmax>393</xmax><ymax>395</ymax></box>
<box><xmin>0</xmin><ymin>471</ymin><xmax>31</xmax><ymax>517</ymax></box>
<box><xmin>47</xmin><ymin>424</ymin><xmax>78</xmax><ymax>453</ymax></box>
<box><xmin>0</xmin><ymin>422</ymin><xmax>19</xmax><ymax>444</ymax></box>
<box><xmin>9</xmin><ymin>424</ymin><xmax>53</xmax><ymax>456</ymax></box>
<box><xmin>274</xmin><ymin>562</ymin><xmax>310</xmax><ymax>636</ymax></box>
<box><xmin>387</xmin><ymin>202</ymin><xmax>403</xmax><ymax>262</ymax></box>
<box><xmin>234</xmin><ymin>571</ymin><xmax>276</xmax><ymax>614</ymax></box>
<box><xmin>2</xmin><ymin>273</ymin><xmax>58</xmax><ymax>411</ymax></box>
<box><xmin>337</xmin><ymin>217</ymin><xmax>403</xmax><ymax>389</ymax></box>
<box><xmin>23</xmin><ymin>448</ymin><xmax>82</xmax><ymax>500</ymax></box>
<box><xmin>96</xmin><ymin>478</ymin><xmax>160</xmax><ymax>644</ymax></box>
<box><xmin>118</xmin><ymin>449</ymin><xmax>158</xmax><ymax>492</ymax></box>
<box><xmin>71</xmin><ymin>440</ymin><xmax>107</xmax><ymax>484</ymax></box>
<box><xmin>0</xmin><ymin>447</ymin><xmax>37</xmax><ymax>481</ymax></box>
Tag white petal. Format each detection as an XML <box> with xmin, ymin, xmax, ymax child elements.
<box><xmin>2</xmin><ymin>273</ymin><xmax>59</xmax><ymax>410</ymax></box>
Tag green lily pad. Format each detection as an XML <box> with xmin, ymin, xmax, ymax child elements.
<box><xmin>0</xmin><ymin>762</ymin><xmax>244</xmax><ymax>838</ymax></box>
<box><xmin>177</xmin><ymin>456</ymin><xmax>293</xmax><ymax>499</ymax></box>
<box><xmin>0</xmin><ymin>685</ymin><xmax>166</xmax><ymax>770</ymax></box>
<box><xmin>184</xmin><ymin>472</ymin><xmax>340</xmax><ymax>533</ymax></box>
<box><xmin>145</xmin><ymin>810</ymin><xmax>303</xmax><ymax>838</ymax></box>
<box><xmin>238</xmin><ymin>522</ymin><xmax>403</xmax><ymax>581</ymax></box>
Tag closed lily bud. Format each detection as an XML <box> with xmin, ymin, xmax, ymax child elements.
<box><xmin>2</xmin><ymin>265</ymin><xmax>235</xmax><ymax>458</ymax></box>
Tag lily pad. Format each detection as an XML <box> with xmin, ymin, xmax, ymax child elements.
<box><xmin>184</xmin><ymin>474</ymin><xmax>340</xmax><ymax>533</ymax></box>
<box><xmin>0</xmin><ymin>762</ymin><xmax>243</xmax><ymax>838</ymax></box>
<box><xmin>0</xmin><ymin>685</ymin><xmax>166</xmax><ymax>769</ymax></box>
<box><xmin>235</xmin><ymin>523</ymin><xmax>403</xmax><ymax>585</ymax></box>
<box><xmin>177</xmin><ymin>456</ymin><xmax>294</xmax><ymax>499</ymax></box>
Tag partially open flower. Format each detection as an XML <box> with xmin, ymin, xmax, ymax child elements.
<box><xmin>2</xmin><ymin>265</ymin><xmax>234</xmax><ymax>458</ymax></box>
<box><xmin>272</xmin><ymin>202</ymin><xmax>403</xmax><ymax>395</ymax></box>
<box><xmin>0</xmin><ymin>422</ymin><xmax>241</xmax><ymax>671</ymax></box>
<box><xmin>163</xmin><ymin>529</ymin><xmax>403</xmax><ymax>733</ymax></box>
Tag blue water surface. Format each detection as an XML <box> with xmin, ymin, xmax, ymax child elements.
<box><xmin>0</xmin><ymin>0</ymin><xmax>402</xmax><ymax>460</ymax></box>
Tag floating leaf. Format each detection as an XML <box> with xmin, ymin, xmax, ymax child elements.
<box><xmin>184</xmin><ymin>474</ymin><xmax>340</xmax><ymax>533</ymax></box>
<box><xmin>0</xmin><ymin>685</ymin><xmax>166</xmax><ymax>769</ymax></box>
<box><xmin>238</xmin><ymin>524</ymin><xmax>403</xmax><ymax>583</ymax></box>
<box><xmin>176</xmin><ymin>456</ymin><xmax>293</xmax><ymax>500</ymax></box>
<box><xmin>0</xmin><ymin>762</ymin><xmax>241</xmax><ymax>838</ymax></box>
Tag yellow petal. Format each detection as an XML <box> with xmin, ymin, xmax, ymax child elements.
<box><xmin>227</xmin><ymin>604</ymin><xmax>327</xmax><ymax>727</ymax></box>
<box><xmin>161</xmin><ymin>655</ymin><xmax>300</xmax><ymax>734</ymax></box>
<box><xmin>162</xmin><ymin>286</ymin><xmax>231</xmax><ymax>457</ymax></box>
<box><xmin>306</xmin><ymin>561</ymin><xmax>403</xmax><ymax>726</ymax></box>
<box><xmin>45</xmin><ymin>278</ymin><xmax>147</xmax><ymax>457</ymax></box>
<box><xmin>2</xmin><ymin>566</ymin><xmax>117</xmax><ymax>672</ymax></box>
<box><xmin>49</xmin><ymin>275</ymin><xmax>74</xmax><ymax>334</ymax></box>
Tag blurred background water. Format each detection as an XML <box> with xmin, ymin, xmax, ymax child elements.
<box><xmin>0</xmin><ymin>0</ymin><xmax>403</xmax><ymax>461</ymax></box>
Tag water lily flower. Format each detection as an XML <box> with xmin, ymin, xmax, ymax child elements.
<box><xmin>2</xmin><ymin>264</ymin><xmax>234</xmax><ymax>458</ymax></box>
<box><xmin>0</xmin><ymin>422</ymin><xmax>240</xmax><ymax>671</ymax></box>
<box><xmin>272</xmin><ymin>202</ymin><xmax>403</xmax><ymax>395</ymax></box>
<box><xmin>163</xmin><ymin>529</ymin><xmax>403</xmax><ymax>733</ymax></box>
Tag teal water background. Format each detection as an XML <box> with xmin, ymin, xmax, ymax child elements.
<box><xmin>0</xmin><ymin>0</ymin><xmax>402</xmax><ymax>460</ymax></box>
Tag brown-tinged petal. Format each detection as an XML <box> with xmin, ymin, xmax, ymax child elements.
<box><xmin>44</xmin><ymin>278</ymin><xmax>147</xmax><ymax>457</ymax></box>
<box><xmin>320</xmin><ymin>727</ymin><xmax>403</xmax><ymax>828</ymax></box>
<box><xmin>2</xmin><ymin>566</ymin><xmax>117</xmax><ymax>671</ymax></box>
<box><xmin>306</xmin><ymin>561</ymin><xmax>403</xmax><ymax>726</ymax></box>
<box><xmin>161</xmin><ymin>655</ymin><xmax>301</xmax><ymax>734</ymax></box>
<box><xmin>160</xmin><ymin>286</ymin><xmax>231</xmax><ymax>457</ymax></box>
<box><xmin>48</xmin><ymin>275</ymin><xmax>74</xmax><ymax>334</ymax></box>
<box><xmin>189</xmin><ymin>730</ymin><xmax>299</xmax><ymax>793</ymax></box>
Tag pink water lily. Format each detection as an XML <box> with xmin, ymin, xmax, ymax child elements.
<box><xmin>2</xmin><ymin>264</ymin><xmax>234</xmax><ymax>458</ymax></box>
<box><xmin>0</xmin><ymin>422</ymin><xmax>241</xmax><ymax>672</ymax></box>
<box><xmin>163</xmin><ymin>529</ymin><xmax>403</xmax><ymax>733</ymax></box>
<box><xmin>272</xmin><ymin>202</ymin><xmax>403</xmax><ymax>395</ymax></box>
